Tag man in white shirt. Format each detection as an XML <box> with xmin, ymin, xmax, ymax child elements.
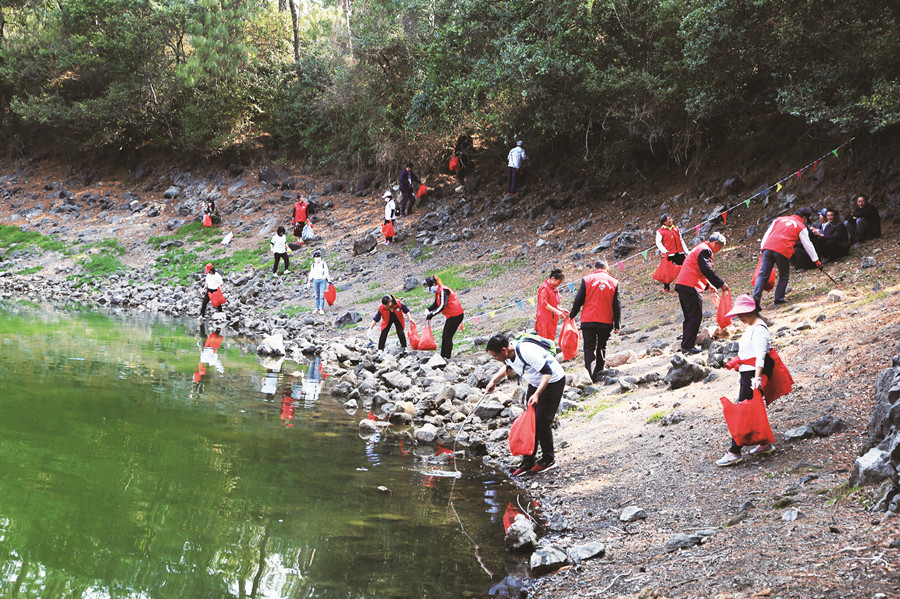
<box><xmin>486</xmin><ymin>333</ymin><xmax>566</xmax><ymax>476</ymax></box>
<box><xmin>506</xmin><ymin>141</ymin><xmax>527</xmax><ymax>196</ymax></box>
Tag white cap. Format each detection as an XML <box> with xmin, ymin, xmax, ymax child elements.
<box><xmin>382</xmin><ymin>189</ymin><xmax>393</xmax><ymax>199</ymax></box>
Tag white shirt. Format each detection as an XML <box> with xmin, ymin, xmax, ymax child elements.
<box><xmin>737</xmin><ymin>323</ymin><xmax>771</xmax><ymax>372</ymax></box>
<box><xmin>270</xmin><ymin>233</ymin><xmax>287</xmax><ymax>254</ymax></box>
<box><xmin>507</xmin><ymin>146</ymin><xmax>527</xmax><ymax>169</ymax></box>
<box><xmin>205</xmin><ymin>272</ymin><xmax>223</xmax><ymax>290</ymax></box>
<box><xmin>505</xmin><ymin>341</ymin><xmax>565</xmax><ymax>388</ymax></box>
<box><xmin>384</xmin><ymin>199</ymin><xmax>396</xmax><ymax>221</ymax></box>
<box><xmin>308</xmin><ymin>260</ymin><xmax>330</xmax><ymax>282</ymax></box>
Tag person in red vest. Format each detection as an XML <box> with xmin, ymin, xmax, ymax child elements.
<box><xmin>752</xmin><ymin>208</ymin><xmax>820</xmax><ymax>308</ymax></box>
<box><xmin>568</xmin><ymin>259</ymin><xmax>621</xmax><ymax>382</ymax></box>
<box><xmin>290</xmin><ymin>196</ymin><xmax>309</xmax><ymax>244</ymax></box>
<box><xmin>424</xmin><ymin>275</ymin><xmax>465</xmax><ymax>359</ymax></box>
<box><xmin>653</xmin><ymin>214</ymin><xmax>690</xmax><ymax>292</ymax></box>
<box><xmin>368</xmin><ymin>295</ymin><xmax>414</xmax><ymax>351</ymax></box>
<box><xmin>535</xmin><ymin>269</ymin><xmax>568</xmax><ymax>340</ymax></box>
<box><xmin>674</xmin><ymin>232</ymin><xmax>729</xmax><ymax>354</ymax></box>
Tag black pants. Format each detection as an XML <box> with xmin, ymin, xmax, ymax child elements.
<box><xmin>440</xmin><ymin>313</ymin><xmax>464</xmax><ymax>359</ymax></box>
<box><xmin>400</xmin><ymin>190</ymin><xmax>415</xmax><ymax>216</ymax></box>
<box><xmin>675</xmin><ymin>284</ymin><xmax>703</xmax><ymax>351</ymax></box>
<box><xmin>273</xmin><ymin>252</ymin><xmax>289</xmax><ymax>274</ymax></box>
<box><xmin>847</xmin><ymin>217</ymin><xmax>879</xmax><ymax>244</ymax></box>
<box><xmin>582</xmin><ymin>323</ymin><xmax>613</xmax><ymax>382</ymax></box>
<box><xmin>378</xmin><ymin>314</ymin><xmax>407</xmax><ymax>349</ymax></box>
<box><xmin>520</xmin><ymin>378</ymin><xmax>565</xmax><ymax>467</ymax></box>
<box><xmin>200</xmin><ymin>288</ymin><xmax>222</xmax><ymax>316</ymax></box>
<box><xmin>506</xmin><ymin>167</ymin><xmax>518</xmax><ymax>194</ymax></box>
<box><xmin>752</xmin><ymin>249</ymin><xmax>791</xmax><ymax>304</ymax></box>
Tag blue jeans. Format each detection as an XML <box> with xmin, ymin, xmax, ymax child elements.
<box><xmin>313</xmin><ymin>279</ymin><xmax>327</xmax><ymax>310</ymax></box>
<box><xmin>752</xmin><ymin>249</ymin><xmax>790</xmax><ymax>304</ymax></box>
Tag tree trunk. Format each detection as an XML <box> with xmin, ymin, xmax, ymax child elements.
<box><xmin>278</xmin><ymin>0</ymin><xmax>287</xmax><ymax>11</ymax></box>
<box><xmin>341</xmin><ymin>0</ymin><xmax>352</xmax><ymax>52</ymax></box>
<box><xmin>289</xmin><ymin>0</ymin><xmax>300</xmax><ymax>65</ymax></box>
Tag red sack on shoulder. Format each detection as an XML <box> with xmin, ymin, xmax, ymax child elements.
<box><xmin>449</xmin><ymin>156</ymin><xmax>461</xmax><ymax>172</ymax></box>
<box><xmin>652</xmin><ymin>256</ymin><xmax>680</xmax><ymax>284</ymax></box>
<box><xmin>407</xmin><ymin>320</ymin><xmax>420</xmax><ymax>350</ymax></box>
<box><xmin>202</xmin><ymin>214</ymin><xmax>212</xmax><ymax>227</ymax></box>
<box><xmin>208</xmin><ymin>288</ymin><xmax>226</xmax><ymax>307</ymax></box>
<box><xmin>417</xmin><ymin>323</ymin><xmax>438</xmax><ymax>351</ymax></box>
<box><xmin>557</xmin><ymin>317</ymin><xmax>580</xmax><ymax>362</ymax></box>
<box><xmin>416</xmin><ymin>183</ymin><xmax>428</xmax><ymax>199</ymax></box>
<box><xmin>324</xmin><ymin>283</ymin><xmax>336</xmax><ymax>306</ymax></box>
<box><xmin>509</xmin><ymin>405</ymin><xmax>536</xmax><ymax>456</ymax></box>
<box><xmin>751</xmin><ymin>256</ymin><xmax>776</xmax><ymax>292</ymax></box>
<box><xmin>381</xmin><ymin>221</ymin><xmax>395</xmax><ymax>239</ymax></box>
<box><xmin>716</xmin><ymin>289</ymin><xmax>733</xmax><ymax>329</ymax></box>
<box><xmin>719</xmin><ymin>388</ymin><xmax>775</xmax><ymax>447</ymax></box>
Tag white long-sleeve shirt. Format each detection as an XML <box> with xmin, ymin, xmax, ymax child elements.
<box><xmin>384</xmin><ymin>199</ymin><xmax>396</xmax><ymax>221</ymax></box>
<box><xmin>761</xmin><ymin>220</ymin><xmax>819</xmax><ymax>262</ymax></box>
<box><xmin>270</xmin><ymin>233</ymin><xmax>287</xmax><ymax>254</ymax></box>
<box><xmin>205</xmin><ymin>272</ymin><xmax>223</xmax><ymax>290</ymax></box>
<box><xmin>655</xmin><ymin>228</ymin><xmax>689</xmax><ymax>255</ymax></box>
<box><xmin>307</xmin><ymin>260</ymin><xmax>330</xmax><ymax>282</ymax></box>
<box><xmin>507</xmin><ymin>146</ymin><xmax>527</xmax><ymax>169</ymax></box>
<box><xmin>737</xmin><ymin>323</ymin><xmax>771</xmax><ymax>372</ymax></box>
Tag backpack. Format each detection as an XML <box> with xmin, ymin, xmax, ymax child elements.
<box><xmin>513</xmin><ymin>333</ymin><xmax>560</xmax><ymax>358</ymax></box>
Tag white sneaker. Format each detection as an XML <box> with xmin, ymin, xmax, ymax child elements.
<box><xmin>319</xmin><ymin>309</ymin><xmax>325</xmax><ymax>315</ymax></box>
<box><xmin>283</xmin><ymin>269</ymin><xmax>290</xmax><ymax>274</ymax></box>
<box><xmin>715</xmin><ymin>452</ymin><xmax>743</xmax><ymax>467</ymax></box>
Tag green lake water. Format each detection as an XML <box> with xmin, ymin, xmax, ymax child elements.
<box><xmin>0</xmin><ymin>301</ymin><xmax>530</xmax><ymax>598</ymax></box>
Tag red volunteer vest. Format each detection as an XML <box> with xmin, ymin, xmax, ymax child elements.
<box><xmin>657</xmin><ymin>225</ymin><xmax>684</xmax><ymax>254</ymax></box>
<box><xmin>761</xmin><ymin>215</ymin><xmax>805</xmax><ymax>258</ymax></box>
<box><xmin>378</xmin><ymin>300</ymin><xmax>406</xmax><ymax>330</ymax></box>
<box><xmin>535</xmin><ymin>279</ymin><xmax>561</xmax><ymax>331</ymax></box>
<box><xmin>293</xmin><ymin>201</ymin><xmax>308</xmax><ymax>224</ymax></box>
<box><xmin>580</xmin><ymin>270</ymin><xmax>618</xmax><ymax>325</ymax></box>
<box><xmin>436</xmin><ymin>284</ymin><xmax>464</xmax><ymax>317</ymax></box>
<box><xmin>675</xmin><ymin>242</ymin><xmax>712</xmax><ymax>291</ymax></box>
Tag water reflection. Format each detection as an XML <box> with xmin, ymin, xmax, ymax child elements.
<box><xmin>0</xmin><ymin>301</ymin><xmax>530</xmax><ymax>599</ymax></box>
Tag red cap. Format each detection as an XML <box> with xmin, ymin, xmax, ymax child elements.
<box><xmin>204</xmin><ymin>263</ymin><xmax>213</xmax><ymax>273</ymax></box>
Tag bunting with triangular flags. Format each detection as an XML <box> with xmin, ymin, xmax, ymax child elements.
<box><xmin>744</xmin><ymin>198</ymin><xmax>751</xmax><ymax>207</ymax></box>
<box><xmin>722</xmin><ymin>211</ymin><xmax>727</xmax><ymax>224</ymax></box>
<box><xmin>813</xmin><ymin>159</ymin><xmax>819</xmax><ymax>171</ymax></box>
<box><xmin>640</xmin><ymin>249</ymin><xmax>649</xmax><ymax>260</ymax></box>
<box><xmin>527</xmin><ymin>297</ymin><xmax>535</xmax><ymax>306</ymax></box>
<box><xmin>617</xmin><ymin>261</ymin><xmax>624</xmax><ymax>272</ymax></box>
<box><xmin>776</xmin><ymin>182</ymin><xmax>782</xmax><ymax>192</ymax></box>
<box><xmin>832</xmin><ymin>149</ymin><xmax>839</xmax><ymax>158</ymax></box>
<box><xmin>489</xmin><ymin>311</ymin><xmax>496</xmax><ymax>318</ymax></box>
<box><xmin>796</xmin><ymin>169</ymin><xmax>802</xmax><ymax>179</ymax></box>
<box><xmin>516</xmin><ymin>301</ymin><xmax>523</xmax><ymax>310</ymax></box>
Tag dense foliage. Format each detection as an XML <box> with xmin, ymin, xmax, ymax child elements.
<box><xmin>0</xmin><ymin>0</ymin><xmax>897</xmax><ymax>170</ymax></box>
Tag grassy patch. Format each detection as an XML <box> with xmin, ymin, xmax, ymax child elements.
<box><xmin>14</xmin><ymin>266</ymin><xmax>43</xmax><ymax>275</ymax></box>
<box><xmin>0</xmin><ymin>225</ymin><xmax>69</xmax><ymax>254</ymax></box>
<box><xmin>413</xmin><ymin>246</ymin><xmax>437</xmax><ymax>262</ymax></box>
<box><xmin>824</xmin><ymin>484</ymin><xmax>870</xmax><ymax>508</ymax></box>
<box><xmin>91</xmin><ymin>238</ymin><xmax>127</xmax><ymax>256</ymax></box>
<box><xmin>646</xmin><ymin>410</ymin><xmax>669</xmax><ymax>424</ymax></box>
<box><xmin>279</xmin><ymin>305</ymin><xmax>312</xmax><ymax>317</ymax></box>
<box><xmin>585</xmin><ymin>396</ymin><xmax>617</xmax><ymax>419</ymax></box>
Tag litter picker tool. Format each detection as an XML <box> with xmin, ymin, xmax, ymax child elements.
<box><xmin>818</xmin><ymin>265</ymin><xmax>839</xmax><ymax>287</ymax></box>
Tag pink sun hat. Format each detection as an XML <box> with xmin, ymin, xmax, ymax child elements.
<box><xmin>724</xmin><ymin>294</ymin><xmax>758</xmax><ymax>318</ymax></box>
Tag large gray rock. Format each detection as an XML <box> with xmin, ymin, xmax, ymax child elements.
<box><xmin>256</xmin><ymin>334</ymin><xmax>285</xmax><ymax>356</ymax></box>
<box><xmin>359</xmin><ymin>419</ymin><xmax>377</xmax><ymax>434</ymax></box>
<box><xmin>850</xmin><ymin>448</ymin><xmax>896</xmax><ymax>487</ymax></box>
<box><xmin>567</xmin><ymin>542</ymin><xmax>605</xmax><ymax>564</ymax></box>
<box><xmin>663</xmin><ymin>529</ymin><xmax>716</xmax><ymax>552</ymax></box>
<box><xmin>865</xmin><ymin>365</ymin><xmax>900</xmax><ymax>449</ymax></box>
<box><xmin>403</xmin><ymin>275</ymin><xmax>420</xmax><ymax>292</ymax></box>
<box><xmin>414</xmin><ymin>423</ymin><xmax>439</xmax><ymax>443</ymax></box>
<box><xmin>258</xmin><ymin>166</ymin><xmax>280</xmax><ymax>186</ymax></box>
<box><xmin>473</xmin><ymin>400</ymin><xmax>504</xmax><ymax>420</ymax></box>
<box><xmin>353</xmin><ymin>233</ymin><xmax>377</xmax><ymax>255</ymax></box>
<box><xmin>664</xmin><ymin>354</ymin><xmax>710</xmax><ymax>389</ymax></box>
<box><xmin>619</xmin><ymin>506</ymin><xmax>647</xmax><ymax>522</ymax></box>
<box><xmin>382</xmin><ymin>371</ymin><xmax>412</xmax><ymax>391</ymax></box>
<box><xmin>613</xmin><ymin>231</ymin><xmax>639</xmax><ymax>259</ymax></box>
<box><xmin>529</xmin><ymin>545</ymin><xmax>568</xmax><ymax>575</ymax></box>
<box><xmin>163</xmin><ymin>186</ymin><xmax>180</xmax><ymax>199</ymax></box>
<box><xmin>504</xmin><ymin>516</ymin><xmax>537</xmax><ymax>552</ymax></box>
<box><xmin>334</xmin><ymin>311</ymin><xmax>362</xmax><ymax>327</ymax></box>
<box><xmin>783</xmin><ymin>425</ymin><xmax>815</xmax><ymax>442</ymax></box>
<box><xmin>811</xmin><ymin>414</ymin><xmax>848</xmax><ymax>437</ymax></box>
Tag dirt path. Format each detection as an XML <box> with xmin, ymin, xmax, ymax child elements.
<box><xmin>1</xmin><ymin>159</ymin><xmax>898</xmax><ymax>598</ymax></box>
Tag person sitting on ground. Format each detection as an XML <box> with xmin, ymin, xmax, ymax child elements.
<box><xmin>568</xmin><ymin>259</ymin><xmax>621</xmax><ymax>382</ymax></box>
<box><xmin>813</xmin><ymin>208</ymin><xmax>850</xmax><ymax>261</ymax></box>
<box><xmin>653</xmin><ymin>213</ymin><xmax>690</xmax><ymax>292</ymax></box>
<box><xmin>535</xmin><ymin>269</ymin><xmax>568</xmax><ymax>341</ymax></box>
<box><xmin>485</xmin><ymin>333</ymin><xmax>566</xmax><ymax>476</ymax></box>
<box><xmin>752</xmin><ymin>209</ymin><xmax>819</xmax><ymax>308</ymax></box>
<box><xmin>199</xmin><ymin>263</ymin><xmax>224</xmax><ymax>319</ymax></box>
<box><xmin>397</xmin><ymin>163</ymin><xmax>422</xmax><ymax>217</ymax></box>
<box><xmin>382</xmin><ymin>190</ymin><xmax>397</xmax><ymax>244</ymax></box>
<box><xmin>846</xmin><ymin>194</ymin><xmax>881</xmax><ymax>245</ymax></box>
<box><xmin>368</xmin><ymin>295</ymin><xmax>414</xmax><ymax>351</ymax></box>
<box><xmin>270</xmin><ymin>226</ymin><xmax>289</xmax><ymax>275</ymax></box>
<box><xmin>205</xmin><ymin>199</ymin><xmax>221</xmax><ymax>225</ymax></box>
<box><xmin>715</xmin><ymin>294</ymin><xmax>774</xmax><ymax>467</ymax></box>
<box><xmin>674</xmin><ymin>232</ymin><xmax>728</xmax><ymax>354</ymax></box>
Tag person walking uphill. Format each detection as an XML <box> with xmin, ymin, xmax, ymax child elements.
<box><xmin>752</xmin><ymin>208</ymin><xmax>820</xmax><ymax>308</ymax></box>
<box><xmin>654</xmin><ymin>214</ymin><xmax>690</xmax><ymax>292</ymax></box>
<box><xmin>270</xmin><ymin>226</ymin><xmax>289</xmax><ymax>275</ymax></box>
<box><xmin>199</xmin><ymin>263</ymin><xmax>225</xmax><ymax>319</ymax></box>
<box><xmin>715</xmin><ymin>295</ymin><xmax>774</xmax><ymax>467</ymax></box>
<box><xmin>485</xmin><ymin>334</ymin><xmax>566</xmax><ymax>476</ymax></box>
<box><xmin>382</xmin><ymin>190</ymin><xmax>397</xmax><ymax>244</ymax></box>
<box><xmin>568</xmin><ymin>259</ymin><xmax>621</xmax><ymax>382</ymax></box>
<box><xmin>506</xmin><ymin>141</ymin><xmax>527</xmax><ymax>196</ymax></box>
<box><xmin>291</xmin><ymin>196</ymin><xmax>309</xmax><ymax>243</ymax></box>
<box><xmin>535</xmin><ymin>269</ymin><xmax>568</xmax><ymax>340</ymax></box>
<box><xmin>424</xmin><ymin>275</ymin><xmax>464</xmax><ymax>359</ymax></box>
<box><xmin>368</xmin><ymin>295</ymin><xmax>414</xmax><ymax>351</ymax></box>
<box><xmin>674</xmin><ymin>232</ymin><xmax>729</xmax><ymax>354</ymax></box>
<box><xmin>398</xmin><ymin>163</ymin><xmax>422</xmax><ymax>217</ymax></box>
<box><xmin>306</xmin><ymin>251</ymin><xmax>331</xmax><ymax>315</ymax></box>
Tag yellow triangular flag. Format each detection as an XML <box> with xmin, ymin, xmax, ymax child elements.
<box><xmin>528</xmin><ymin>297</ymin><xmax>535</xmax><ymax>306</ymax></box>
<box><xmin>776</xmin><ymin>182</ymin><xmax>782</xmax><ymax>192</ymax></box>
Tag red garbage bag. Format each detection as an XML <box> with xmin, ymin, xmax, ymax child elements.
<box><xmin>204</xmin><ymin>332</ymin><xmax>224</xmax><ymax>351</ymax></box>
<box><xmin>417</xmin><ymin>323</ymin><xmax>438</xmax><ymax>351</ymax></box>
<box><xmin>381</xmin><ymin>221</ymin><xmax>395</xmax><ymax>239</ymax></box>
<box><xmin>557</xmin><ymin>317</ymin><xmax>580</xmax><ymax>362</ymax></box>
<box><xmin>416</xmin><ymin>183</ymin><xmax>428</xmax><ymax>199</ymax></box>
<box><xmin>763</xmin><ymin>349</ymin><xmax>794</xmax><ymax>405</ymax></box>
<box><xmin>324</xmin><ymin>283</ymin><xmax>336</xmax><ymax>306</ymax></box>
<box><xmin>449</xmin><ymin>156</ymin><xmax>461</xmax><ymax>172</ymax></box>
<box><xmin>716</xmin><ymin>289</ymin><xmax>733</xmax><ymax>329</ymax></box>
<box><xmin>720</xmin><ymin>388</ymin><xmax>775</xmax><ymax>447</ymax></box>
<box><xmin>202</xmin><ymin>214</ymin><xmax>212</xmax><ymax>227</ymax></box>
<box><xmin>407</xmin><ymin>320</ymin><xmax>420</xmax><ymax>350</ymax></box>
<box><xmin>509</xmin><ymin>404</ymin><xmax>536</xmax><ymax>456</ymax></box>
<box><xmin>652</xmin><ymin>256</ymin><xmax>680</xmax><ymax>284</ymax></box>
<box><xmin>751</xmin><ymin>256</ymin><xmax>777</xmax><ymax>292</ymax></box>
<box><xmin>208</xmin><ymin>288</ymin><xmax>227</xmax><ymax>307</ymax></box>
<box><xmin>503</xmin><ymin>503</ymin><xmax>525</xmax><ymax>532</ymax></box>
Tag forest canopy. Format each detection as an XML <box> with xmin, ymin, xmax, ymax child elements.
<box><xmin>0</xmin><ymin>0</ymin><xmax>897</xmax><ymax>170</ymax></box>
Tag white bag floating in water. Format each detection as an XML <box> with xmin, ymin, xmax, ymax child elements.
<box><xmin>221</xmin><ymin>231</ymin><xmax>233</xmax><ymax>245</ymax></box>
